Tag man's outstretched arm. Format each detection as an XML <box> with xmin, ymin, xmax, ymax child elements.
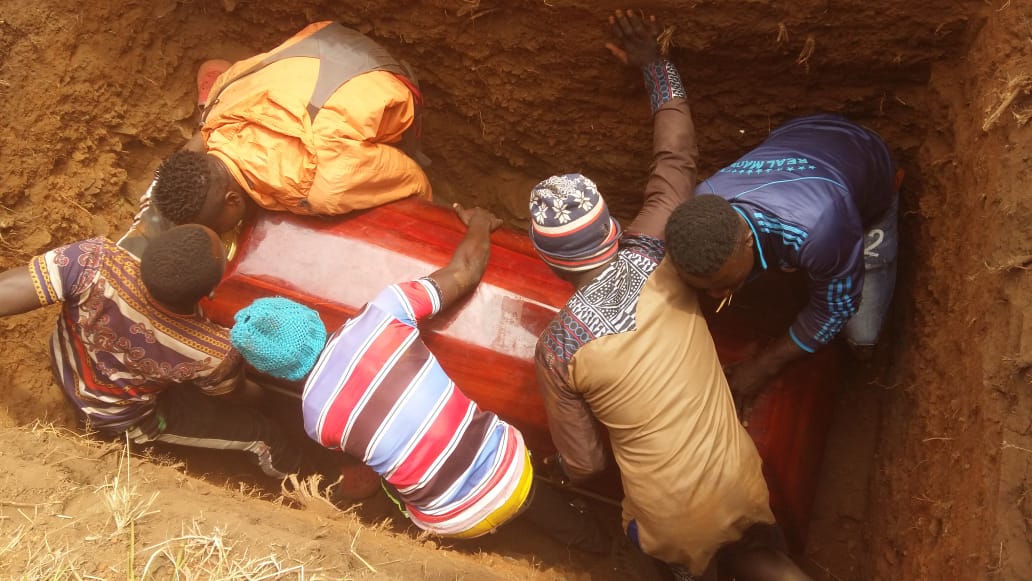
<box><xmin>729</xmin><ymin>229</ymin><xmax>865</xmax><ymax>415</ymax></box>
<box><xmin>426</xmin><ymin>204</ymin><xmax>502</xmax><ymax>312</ymax></box>
<box><xmin>605</xmin><ymin>10</ymin><xmax>698</xmax><ymax>238</ymax></box>
<box><xmin>0</xmin><ymin>267</ymin><xmax>45</xmax><ymax>317</ymax></box>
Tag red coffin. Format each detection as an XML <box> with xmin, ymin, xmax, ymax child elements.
<box><xmin>204</xmin><ymin>198</ymin><xmax>839</xmax><ymax>551</ymax></box>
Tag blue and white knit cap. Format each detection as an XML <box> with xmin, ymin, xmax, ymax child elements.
<box><xmin>230</xmin><ymin>296</ymin><xmax>327</xmax><ymax>382</ymax></box>
<box><xmin>528</xmin><ymin>174</ymin><xmax>622</xmax><ymax>272</ymax></box>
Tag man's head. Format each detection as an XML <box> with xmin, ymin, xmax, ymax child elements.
<box><xmin>528</xmin><ymin>173</ymin><xmax>622</xmax><ymax>276</ymax></box>
<box><xmin>153</xmin><ymin>151</ymin><xmax>247</xmax><ymax>233</ymax></box>
<box><xmin>230</xmin><ymin>297</ymin><xmax>327</xmax><ymax>382</ymax></box>
<box><xmin>665</xmin><ymin>195</ymin><xmax>755</xmax><ymax>299</ymax></box>
<box><xmin>141</xmin><ymin>224</ymin><xmax>226</xmax><ymax>311</ymax></box>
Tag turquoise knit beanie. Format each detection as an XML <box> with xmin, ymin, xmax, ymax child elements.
<box><xmin>230</xmin><ymin>297</ymin><xmax>327</xmax><ymax>382</ymax></box>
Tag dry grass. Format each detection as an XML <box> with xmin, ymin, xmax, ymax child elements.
<box><xmin>457</xmin><ymin>0</ymin><xmax>499</xmax><ymax>21</ymax></box>
<box><xmin>19</xmin><ymin>538</ymin><xmax>83</xmax><ymax>580</ymax></box>
<box><xmin>1</xmin><ymin>512</ymin><xmax>85</xmax><ymax>578</ymax></box>
<box><xmin>28</xmin><ymin>417</ymin><xmax>102</xmax><ymax>444</ymax></box>
<box><xmin>1002</xmin><ymin>441</ymin><xmax>1032</xmax><ymax>455</ymax></box>
<box><xmin>96</xmin><ymin>435</ymin><xmax>159</xmax><ymax>579</ymax></box>
<box><xmin>139</xmin><ymin>522</ymin><xmax>317</xmax><ymax>580</ymax></box>
<box><xmin>656</xmin><ymin>25</ymin><xmax>676</xmax><ymax>55</ymax></box>
<box><xmin>100</xmin><ymin>440</ymin><xmax>160</xmax><ymax>534</ymax></box>
<box><xmin>796</xmin><ymin>34</ymin><xmax>816</xmax><ymax>71</ymax></box>
<box><xmin>984</xmin><ymin>255</ymin><xmax>1032</xmax><ymax>272</ymax></box>
<box><xmin>5</xmin><ymin>515</ymin><xmax>330</xmax><ymax>580</ymax></box>
<box><xmin>280</xmin><ymin>473</ymin><xmax>352</xmax><ymax>519</ymax></box>
<box><xmin>982</xmin><ymin>74</ymin><xmax>1032</xmax><ymax>131</ymax></box>
<box><xmin>348</xmin><ymin>526</ymin><xmax>377</xmax><ymax>574</ymax></box>
<box><xmin>0</xmin><ymin>428</ymin><xmax>335</xmax><ymax>580</ymax></box>
<box><xmin>1013</xmin><ymin>106</ymin><xmax>1032</xmax><ymax>126</ymax></box>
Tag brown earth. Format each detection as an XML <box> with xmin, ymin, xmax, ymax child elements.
<box><xmin>0</xmin><ymin>422</ymin><xmax>598</xmax><ymax>579</ymax></box>
<box><xmin>1</xmin><ymin>0</ymin><xmax>1030</xmax><ymax>579</ymax></box>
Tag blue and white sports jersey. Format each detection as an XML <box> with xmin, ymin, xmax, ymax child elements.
<box><xmin>695</xmin><ymin>114</ymin><xmax>896</xmax><ymax>352</ymax></box>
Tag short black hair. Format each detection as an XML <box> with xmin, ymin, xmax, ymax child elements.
<box><xmin>141</xmin><ymin>225</ymin><xmax>223</xmax><ymax>307</ymax></box>
<box><xmin>153</xmin><ymin>151</ymin><xmax>213</xmax><ymax>225</ymax></box>
<box><xmin>665</xmin><ymin>195</ymin><xmax>744</xmax><ymax>277</ymax></box>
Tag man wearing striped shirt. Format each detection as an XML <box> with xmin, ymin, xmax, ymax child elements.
<box><xmin>665</xmin><ymin>114</ymin><xmax>901</xmax><ymax>412</ymax></box>
<box><xmin>0</xmin><ymin>225</ymin><xmax>297</xmax><ymax>478</ymax></box>
<box><xmin>231</xmin><ymin>204</ymin><xmax>605</xmax><ymax>548</ymax></box>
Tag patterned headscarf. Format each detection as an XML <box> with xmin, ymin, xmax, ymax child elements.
<box><xmin>528</xmin><ymin>174</ymin><xmax>622</xmax><ymax>272</ymax></box>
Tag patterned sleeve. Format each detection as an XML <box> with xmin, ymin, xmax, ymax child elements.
<box><xmin>790</xmin><ymin>215</ymin><xmax>865</xmax><ymax>352</ymax></box>
<box><xmin>28</xmin><ymin>238</ymin><xmax>107</xmax><ymax>307</ymax></box>
<box><xmin>369</xmin><ymin>278</ymin><xmax>443</xmax><ymax>328</ymax></box>
<box><xmin>642</xmin><ymin>59</ymin><xmax>687</xmax><ymax>114</ymax></box>
<box><xmin>619</xmin><ymin>233</ymin><xmax>667</xmax><ymax>264</ymax></box>
<box><xmin>627</xmin><ymin>60</ymin><xmax>698</xmax><ymax>239</ymax></box>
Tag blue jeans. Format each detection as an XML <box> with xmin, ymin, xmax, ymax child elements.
<box><xmin>843</xmin><ymin>194</ymin><xmax>898</xmax><ymax>347</ymax></box>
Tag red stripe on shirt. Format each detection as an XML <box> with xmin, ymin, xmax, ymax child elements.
<box><xmin>388</xmin><ymin>384</ymin><xmax>474</xmax><ymax>488</ymax></box>
<box><xmin>318</xmin><ymin>322</ymin><xmax>418</xmax><ymax>448</ymax></box>
<box><xmin>406</xmin><ymin>427</ymin><xmax>519</xmax><ymax>523</ymax></box>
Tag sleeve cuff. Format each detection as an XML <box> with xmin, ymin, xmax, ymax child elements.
<box><xmin>641</xmin><ymin>59</ymin><xmax>687</xmax><ymax>114</ymax></box>
<box><xmin>789</xmin><ymin>326</ymin><xmax>818</xmax><ymax>353</ymax></box>
<box><xmin>418</xmin><ymin>277</ymin><xmax>444</xmax><ymax>318</ymax></box>
<box><xmin>29</xmin><ymin>256</ymin><xmax>59</xmax><ymax>306</ymax></box>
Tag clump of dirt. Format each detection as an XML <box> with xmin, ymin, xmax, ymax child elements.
<box><xmin>0</xmin><ymin>0</ymin><xmax>1029</xmax><ymax>579</ymax></box>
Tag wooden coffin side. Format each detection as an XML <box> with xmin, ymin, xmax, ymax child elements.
<box><xmin>713</xmin><ymin>322</ymin><xmax>840</xmax><ymax>551</ymax></box>
<box><xmin>204</xmin><ymin>200</ymin><xmax>572</xmax><ymax>452</ymax></box>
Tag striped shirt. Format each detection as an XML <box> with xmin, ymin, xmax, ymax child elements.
<box><xmin>301</xmin><ymin>278</ymin><xmax>528</xmax><ymax>536</ymax></box>
<box><xmin>29</xmin><ymin>238</ymin><xmax>241</xmax><ymax>432</ymax></box>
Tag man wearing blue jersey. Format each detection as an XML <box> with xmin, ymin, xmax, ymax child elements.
<box><xmin>665</xmin><ymin>114</ymin><xmax>901</xmax><ymax>411</ymax></box>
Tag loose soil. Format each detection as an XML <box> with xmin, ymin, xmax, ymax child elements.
<box><xmin>1</xmin><ymin>1</ymin><xmax>1030</xmax><ymax>579</ymax></box>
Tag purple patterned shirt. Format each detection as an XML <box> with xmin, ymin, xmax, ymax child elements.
<box><xmin>29</xmin><ymin>238</ymin><xmax>241</xmax><ymax>432</ymax></box>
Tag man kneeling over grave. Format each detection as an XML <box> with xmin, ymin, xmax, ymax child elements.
<box><xmin>529</xmin><ymin>9</ymin><xmax>811</xmax><ymax>580</ymax></box>
<box><xmin>229</xmin><ymin>203</ymin><xmax>607</xmax><ymax>552</ymax></box>
<box><xmin>0</xmin><ymin>225</ymin><xmax>298</xmax><ymax>477</ymax></box>
<box><xmin>118</xmin><ymin>21</ymin><xmax>432</xmax><ymax>258</ymax></box>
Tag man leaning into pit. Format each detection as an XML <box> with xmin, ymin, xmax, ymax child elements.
<box><xmin>530</xmin><ymin>10</ymin><xmax>811</xmax><ymax>580</ymax></box>
<box><xmin>0</xmin><ymin>225</ymin><xmax>297</xmax><ymax>477</ymax></box>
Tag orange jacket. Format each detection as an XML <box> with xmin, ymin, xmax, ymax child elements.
<box><xmin>201</xmin><ymin>22</ymin><xmax>432</xmax><ymax>215</ymax></box>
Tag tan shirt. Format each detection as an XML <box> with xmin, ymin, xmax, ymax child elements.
<box><xmin>534</xmin><ymin>98</ymin><xmax>773</xmax><ymax>573</ymax></box>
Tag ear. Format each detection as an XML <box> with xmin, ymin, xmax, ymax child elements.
<box><xmin>740</xmin><ymin>225</ymin><xmax>755</xmax><ymax>249</ymax></box>
<box><xmin>224</xmin><ymin>189</ymin><xmax>245</xmax><ymax>207</ymax></box>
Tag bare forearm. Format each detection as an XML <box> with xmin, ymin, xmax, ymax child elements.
<box><xmin>727</xmin><ymin>331</ymin><xmax>808</xmax><ymax>408</ymax></box>
<box><xmin>429</xmin><ymin>217</ymin><xmax>493</xmax><ymax>310</ymax></box>
<box><xmin>0</xmin><ymin>267</ymin><xmax>44</xmax><ymax>317</ymax></box>
<box><xmin>760</xmin><ymin>332</ymin><xmax>807</xmax><ymax>373</ymax></box>
<box><xmin>451</xmin><ymin>220</ymin><xmax>492</xmax><ymax>287</ymax></box>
